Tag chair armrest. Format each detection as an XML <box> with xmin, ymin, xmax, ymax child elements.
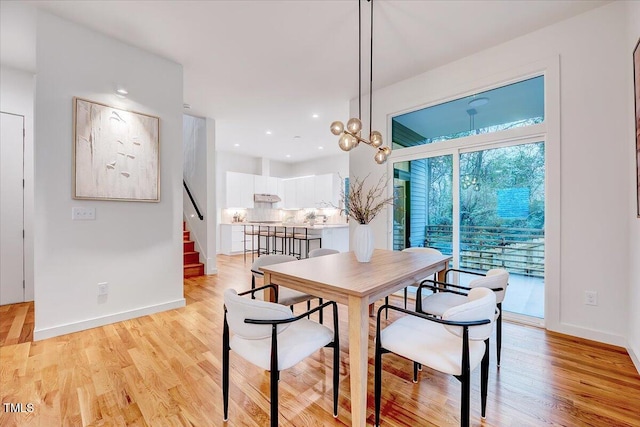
<box><xmin>444</xmin><ymin>268</ymin><xmax>485</xmax><ymax>281</ymax></box>
<box><xmin>237</xmin><ymin>283</ymin><xmax>279</xmax><ymax>301</ymax></box>
<box><xmin>245</xmin><ymin>301</ymin><xmax>338</xmax><ymax>325</ymax></box>
<box><xmin>415</xmin><ymin>279</ymin><xmax>468</xmax><ymax>312</ymax></box>
<box><xmin>377</xmin><ymin>304</ymin><xmax>491</xmax><ymax>327</ymax></box>
<box><xmin>418</xmin><ymin>279</ymin><xmax>471</xmax><ymax>294</ymax></box>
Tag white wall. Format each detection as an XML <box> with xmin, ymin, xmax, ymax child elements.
<box><xmin>627</xmin><ymin>0</ymin><xmax>640</xmax><ymax>371</ymax></box>
<box><xmin>34</xmin><ymin>12</ymin><xmax>184</xmax><ymax>340</ymax></box>
<box><xmin>0</xmin><ymin>65</ymin><xmax>34</xmax><ymax>301</ymax></box>
<box><xmin>183</xmin><ymin>115</ymin><xmax>216</xmax><ymax>274</ymax></box>
<box><xmin>289</xmin><ymin>154</ymin><xmax>349</xmax><ymax>178</ymax></box>
<box><xmin>351</xmin><ymin>2</ymin><xmax>633</xmax><ymax>348</ymax></box>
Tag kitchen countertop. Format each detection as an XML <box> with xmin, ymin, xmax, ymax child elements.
<box><xmin>223</xmin><ymin>222</ymin><xmax>349</xmax><ymax>229</ymax></box>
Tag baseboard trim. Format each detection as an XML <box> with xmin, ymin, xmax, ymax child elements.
<box><xmin>205</xmin><ymin>257</ymin><xmax>218</xmax><ymax>275</ymax></box>
<box><xmin>548</xmin><ymin>322</ymin><xmax>627</xmax><ymax>347</ymax></box>
<box><xmin>34</xmin><ymin>298</ymin><xmax>186</xmax><ymax>341</ymax></box>
<box><xmin>628</xmin><ymin>343</ymin><xmax>640</xmax><ymax>375</ymax></box>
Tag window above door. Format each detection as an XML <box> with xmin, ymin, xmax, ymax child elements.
<box><xmin>392</xmin><ymin>76</ymin><xmax>545</xmax><ymax>149</ymax></box>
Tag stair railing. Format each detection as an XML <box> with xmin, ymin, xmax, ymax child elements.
<box><xmin>183</xmin><ymin>180</ymin><xmax>204</xmax><ymax>220</ymax></box>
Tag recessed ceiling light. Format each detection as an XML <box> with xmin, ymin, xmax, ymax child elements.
<box><xmin>266</xmin><ymin>130</ymin><xmax>272</xmax><ymax>135</ymax></box>
<box><xmin>312</xmin><ymin>114</ymin><xmax>319</xmax><ymax>118</ymax></box>
<box><xmin>318</xmin><ymin>146</ymin><xmax>324</xmax><ymax>150</ymax></box>
<box><xmin>234</xmin><ymin>143</ymin><xmax>240</xmax><ymax>147</ymax></box>
<box><xmin>293</xmin><ymin>136</ymin><xmax>301</xmax><ymax>140</ymax></box>
<box><xmin>285</xmin><ymin>154</ymin><xmax>291</xmax><ymax>158</ymax></box>
<box><xmin>183</xmin><ymin>103</ymin><xmax>191</xmax><ymax>109</ymax></box>
<box><xmin>468</xmin><ymin>97</ymin><xmax>489</xmax><ymax>108</ymax></box>
<box><xmin>116</xmin><ymin>88</ymin><xmax>128</xmax><ymax>96</ymax></box>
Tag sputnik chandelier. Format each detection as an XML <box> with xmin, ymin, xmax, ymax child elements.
<box><xmin>330</xmin><ymin>0</ymin><xmax>392</xmax><ymax>164</ymax></box>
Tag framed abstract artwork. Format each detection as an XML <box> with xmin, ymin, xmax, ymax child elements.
<box><xmin>635</xmin><ymin>39</ymin><xmax>640</xmax><ymax>217</ymax></box>
<box><xmin>73</xmin><ymin>98</ymin><xmax>160</xmax><ymax>202</ymax></box>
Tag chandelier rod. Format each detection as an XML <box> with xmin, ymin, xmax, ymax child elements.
<box><xmin>358</xmin><ymin>0</ymin><xmax>362</xmax><ymax>121</ymax></box>
<box><xmin>369</xmin><ymin>0</ymin><xmax>373</xmax><ymax>138</ymax></box>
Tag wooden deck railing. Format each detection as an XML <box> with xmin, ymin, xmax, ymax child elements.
<box><xmin>400</xmin><ymin>225</ymin><xmax>545</xmax><ymax>278</ymax></box>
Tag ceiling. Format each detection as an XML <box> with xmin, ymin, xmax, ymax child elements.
<box><xmin>1</xmin><ymin>0</ymin><xmax>610</xmax><ymax>163</ymax></box>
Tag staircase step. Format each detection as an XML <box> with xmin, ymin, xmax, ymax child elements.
<box><xmin>184</xmin><ymin>251</ymin><xmax>200</xmax><ymax>264</ymax></box>
<box><xmin>184</xmin><ymin>241</ymin><xmax>195</xmax><ymax>252</ymax></box>
<box><xmin>183</xmin><ymin>230</ymin><xmax>190</xmax><ymax>241</ymax></box>
<box><xmin>184</xmin><ymin>263</ymin><xmax>205</xmax><ymax>278</ymax></box>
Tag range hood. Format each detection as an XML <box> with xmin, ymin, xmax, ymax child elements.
<box><xmin>254</xmin><ymin>193</ymin><xmax>281</xmax><ymax>203</ymax></box>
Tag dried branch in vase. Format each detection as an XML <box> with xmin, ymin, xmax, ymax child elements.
<box><xmin>335</xmin><ymin>174</ymin><xmax>394</xmax><ymax>224</ymax></box>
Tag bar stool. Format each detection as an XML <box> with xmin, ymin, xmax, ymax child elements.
<box><xmin>273</xmin><ymin>226</ymin><xmax>289</xmax><ymax>255</ymax></box>
<box><xmin>290</xmin><ymin>227</ymin><xmax>322</xmax><ymax>259</ymax></box>
<box><xmin>257</xmin><ymin>225</ymin><xmax>276</xmax><ymax>256</ymax></box>
<box><xmin>243</xmin><ymin>224</ymin><xmax>259</xmax><ymax>262</ymax></box>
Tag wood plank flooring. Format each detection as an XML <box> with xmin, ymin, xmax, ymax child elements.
<box><xmin>1</xmin><ymin>254</ymin><xmax>639</xmax><ymax>426</ymax></box>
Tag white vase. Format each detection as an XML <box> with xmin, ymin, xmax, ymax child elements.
<box><xmin>353</xmin><ymin>223</ymin><xmax>374</xmax><ymax>262</ymax></box>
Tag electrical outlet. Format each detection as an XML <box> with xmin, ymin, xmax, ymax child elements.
<box><xmin>584</xmin><ymin>291</ymin><xmax>597</xmax><ymax>306</ymax></box>
<box><xmin>72</xmin><ymin>207</ymin><xmax>96</xmax><ymax>220</ymax></box>
<box><xmin>98</xmin><ymin>282</ymin><xmax>108</xmax><ymax>296</ymax></box>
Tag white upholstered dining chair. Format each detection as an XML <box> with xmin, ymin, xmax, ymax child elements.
<box><xmin>251</xmin><ymin>254</ymin><xmax>325</xmax><ymax>322</ymax></box>
<box><xmin>223</xmin><ymin>286</ymin><xmax>339</xmax><ymax>426</ymax></box>
<box><xmin>417</xmin><ymin>268</ymin><xmax>509</xmax><ymax>366</ymax></box>
<box><xmin>374</xmin><ymin>287</ymin><xmax>496</xmax><ymax>427</ymax></box>
<box><xmin>384</xmin><ymin>247</ymin><xmax>443</xmax><ymax>318</ymax></box>
<box><xmin>308</xmin><ymin>248</ymin><xmax>339</xmax><ymax>258</ymax></box>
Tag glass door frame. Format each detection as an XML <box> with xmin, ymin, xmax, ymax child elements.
<box><xmin>388</xmin><ymin>134</ymin><xmax>549</xmax><ymax>327</ymax></box>
<box><xmin>383</xmin><ymin>58</ymin><xmax>560</xmax><ymax>329</ymax></box>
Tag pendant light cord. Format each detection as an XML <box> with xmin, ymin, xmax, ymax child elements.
<box><xmin>369</xmin><ymin>0</ymin><xmax>373</xmax><ymax>137</ymax></box>
<box><xmin>358</xmin><ymin>0</ymin><xmax>362</xmax><ymax>121</ymax></box>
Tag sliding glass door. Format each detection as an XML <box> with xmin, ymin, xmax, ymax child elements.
<box><xmin>392</xmin><ymin>142</ymin><xmax>545</xmax><ymax>319</ymax></box>
<box><xmin>390</xmin><ymin>74</ymin><xmax>547</xmax><ymax>321</ymax></box>
<box><xmin>393</xmin><ymin>156</ymin><xmax>453</xmax><ymax>254</ymax></box>
<box><xmin>458</xmin><ymin>143</ymin><xmax>545</xmax><ymax>318</ymax></box>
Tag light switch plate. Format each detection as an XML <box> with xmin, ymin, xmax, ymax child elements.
<box><xmin>72</xmin><ymin>207</ymin><xmax>96</xmax><ymax>220</ymax></box>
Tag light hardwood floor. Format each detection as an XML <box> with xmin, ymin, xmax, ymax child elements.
<box><xmin>1</xmin><ymin>254</ymin><xmax>639</xmax><ymax>426</ymax></box>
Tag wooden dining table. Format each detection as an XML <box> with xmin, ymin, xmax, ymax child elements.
<box><xmin>260</xmin><ymin>248</ymin><xmax>452</xmax><ymax>427</ymax></box>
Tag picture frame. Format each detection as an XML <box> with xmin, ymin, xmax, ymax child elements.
<box><xmin>635</xmin><ymin>38</ymin><xmax>640</xmax><ymax>217</ymax></box>
<box><xmin>73</xmin><ymin>97</ymin><xmax>160</xmax><ymax>202</ymax></box>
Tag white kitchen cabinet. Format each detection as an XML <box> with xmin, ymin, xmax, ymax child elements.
<box><xmin>283</xmin><ymin>179</ymin><xmax>298</xmax><ymax>209</ymax></box>
<box><xmin>280</xmin><ymin>174</ymin><xmax>341</xmax><ymax>209</ymax></box>
<box><xmin>220</xmin><ymin>224</ymin><xmax>256</xmax><ymax>255</ymax></box>
<box><xmin>253</xmin><ymin>175</ymin><xmax>280</xmax><ymax>194</ymax></box>
<box><xmin>297</xmin><ymin>176</ymin><xmax>315</xmax><ymax>209</ymax></box>
<box><xmin>314</xmin><ymin>173</ymin><xmax>341</xmax><ymax>208</ymax></box>
<box><xmin>226</xmin><ymin>172</ymin><xmax>254</xmax><ymax>208</ymax></box>
<box><xmin>253</xmin><ymin>175</ymin><xmax>268</xmax><ymax>194</ymax></box>
<box><xmin>319</xmin><ymin>226</ymin><xmax>349</xmax><ymax>252</ymax></box>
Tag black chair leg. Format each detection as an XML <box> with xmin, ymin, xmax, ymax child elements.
<box><xmin>307</xmin><ymin>300</ymin><xmax>311</xmax><ymax>318</ymax></box>
<box><xmin>384</xmin><ymin>296</ymin><xmax>389</xmax><ymax>319</ymax></box>
<box><xmin>497</xmin><ymin>303</ymin><xmax>502</xmax><ymax>367</ymax></box>
<box><xmin>319</xmin><ymin>298</ymin><xmax>324</xmax><ymax>324</ymax></box>
<box><xmin>332</xmin><ymin>322</ymin><xmax>339</xmax><ymax>417</ymax></box>
<box><xmin>374</xmin><ymin>342</ymin><xmax>383</xmax><ymax>427</ymax></box>
<box><xmin>270</xmin><ymin>368</ymin><xmax>279</xmax><ymax>427</ymax></box>
<box><xmin>481</xmin><ymin>339</ymin><xmax>490</xmax><ymax>419</ymax></box>
<box><xmin>461</xmin><ymin>368</ymin><xmax>470</xmax><ymax>427</ymax></box>
<box><xmin>223</xmin><ymin>319</ymin><xmax>230</xmax><ymax>422</ymax></box>
<box><xmin>403</xmin><ymin>288</ymin><xmax>408</xmax><ymax>310</ymax></box>
<box><xmin>413</xmin><ymin>362</ymin><xmax>419</xmax><ymax>383</ymax></box>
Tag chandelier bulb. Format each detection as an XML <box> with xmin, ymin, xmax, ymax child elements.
<box><xmin>338</xmin><ymin>133</ymin><xmax>357</xmax><ymax>151</ymax></box>
<box><xmin>374</xmin><ymin>149</ymin><xmax>387</xmax><ymax>164</ymax></box>
<box><xmin>346</xmin><ymin>118</ymin><xmax>363</xmax><ymax>134</ymax></box>
<box><xmin>370</xmin><ymin>130</ymin><xmax>383</xmax><ymax>148</ymax></box>
<box><xmin>330</xmin><ymin>121</ymin><xmax>345</xmax><ymax>136</ymax></box>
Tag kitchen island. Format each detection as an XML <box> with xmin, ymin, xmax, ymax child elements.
<box><xmin>219</xmin><ymin>222</ymin><xmax>349</xmax><ymax>258</ymax></box>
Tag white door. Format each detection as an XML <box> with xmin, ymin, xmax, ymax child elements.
<box><xmin>0</xmin><ymin>112</ymin><xmax>25</xmax><ymax>305</ymax></box>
